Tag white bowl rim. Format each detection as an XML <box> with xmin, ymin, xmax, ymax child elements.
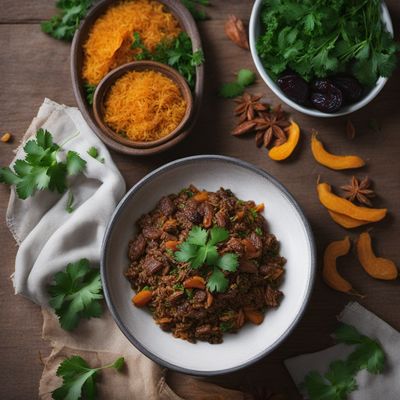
<box><xmin>249</xmin><ymin>0</ymin><xmax>394</xmax><ymax>118</ymax></box>
<box><xmin>101</xmin><ymin>154</ymin><xmax>317</xmax><ymax>375</ymax></box>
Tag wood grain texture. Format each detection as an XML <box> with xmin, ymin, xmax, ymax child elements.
<box><xmin>0</xmin><ymin>1</ymin><xmax>399</xmax><ymax>399</ymax></box>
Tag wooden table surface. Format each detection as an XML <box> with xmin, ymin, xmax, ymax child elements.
<box><xmin>1</xmin><ymin>1</ymin><xmax>399</xmax><ymax>398</ymax></box>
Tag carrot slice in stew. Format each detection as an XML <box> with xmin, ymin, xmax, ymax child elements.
<box><xmin>132</xmin><ymin>290</ymin><xmax>152</xmax><ymax>307</ymax></box>
<box><xmin>192</xmin><ymin>191</ymin><xmax>208</xmax><ymax>202</ymax></box>
<box><xmin>244</xmin><ymin>308</ymin><xmax>264</xmax><ymax>325</ymax></box>
<box><xmin>183</xmin><ymin>276</ymin><xmax>206</xmax><ymax>289</ymax></box>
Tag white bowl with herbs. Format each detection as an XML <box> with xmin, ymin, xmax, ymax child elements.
<box><xmin>249</xmin><ymin>0</ymin><xmax>397</xmax><ymax>117</ymax></box>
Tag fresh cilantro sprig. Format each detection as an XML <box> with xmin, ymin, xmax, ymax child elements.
<box><xmin>256</xmin><ymin>0</ymin><xmax>399</xmax><ymax>87</ymax></box>
<box><xmin>84</xmin><ymin>83</ymin><xmax>96</xmax><ymax>106</ymax></box>
<box><xmin>52</xmin><ymin>355</ymin><xmax>124</xmax><ymax>400</ymax></box>
<box><xmin>302</xmin><ymin>323</ymin><xmax>386</xmax><ymax>400</ymax></box>
<box><xmin>41</xmin><ymin>0</ymin><xmax>94</xmax><ymax>41</ymax></box>
<box><xmin>131</xmin><ymin>32</ymin><xmax>204</xmax><ymax>89</ymax></box>
<box><xmin>219</xmin><ymin>69</ymin><xmax>256</xmax><ymax>98</ymax></box>
<box><xmin>174</xmin><ymin>226</ymin><xmax>239</xmax><ymax>292</ymax></box>
<box><xmin>180</xmin><ymin>0</ymin><xmax>211</xmax><ymax>21</ymax></box>
<box><xmin>0</xmin><ymin>129</ymin><xmax>86</xmax><ymax>200</ymax></box>
<box><xmin>48</xmin><ymin>259</ymin><xmax>103</xmax><ymax>331</ymax></box>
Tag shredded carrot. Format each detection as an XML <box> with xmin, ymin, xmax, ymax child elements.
<box><xmin>104</xmin><ymin>70</ymin><xmax>187</xmax><ymax>142</ymax></box>
<box><xmin>82</xmin><ymin>0</ymin><xmax>182</xmax><ymax>85</ymax></box>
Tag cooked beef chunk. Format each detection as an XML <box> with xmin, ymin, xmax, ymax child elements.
<box><xmin>158</xmin><ymin>196</ymin><xmax>176</xmax><ymax>216</ymax></box>
<box><xmin>128</xmin><ymin>234</ymin><xmax>146</xmax><ymax>261</ymax></box>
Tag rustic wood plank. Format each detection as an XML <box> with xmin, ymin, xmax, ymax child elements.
<box><xmin>0</xmin><ymin>0</ymin><xmax>399</xmax><ymax>398</ymax></box>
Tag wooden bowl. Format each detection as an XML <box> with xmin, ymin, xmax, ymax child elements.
<box><xmin>93</xmin><ymin>61</ymin><xmax>193</xmax><ymax>149</ymax></box>
<box><xmin>70</xmin><ymin>0</ymin><xmax>204</xmax><ymax>156</ymax></box>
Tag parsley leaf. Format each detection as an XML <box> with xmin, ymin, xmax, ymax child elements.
<box><xmin>207</xmin><ymin>267</ymin><xmax>229</xmax><ymax>293</ymax></box>
<box><xmin>219</xmin><ymin>69</ymin><xmax>257</xmax><ymax>98</ymax></box>
<box><xmin>48</xmin><ymin>259</ymin><xmax>103</xmax><ymax>331</ymax></box>
<box><xmin>0</xmin><ymin>129</ymin><xmax>86</xmax><ymax>200</ymax></box>
<box><xmin>256</xmin><ymin>0</ymin><xmax>399</xmax><ymax>86</ymax></box>
<box><xmin>41</xmin><ymin>0</ymin><xmax>94</xmax><ymax>42</ymax></box>
<box><xmin>174</xmin><ymin>225</ymin><xmax>239</xmax><ymax>292</ymax></box>
<box><xmin>84</xmin><ymin>83</ymin><xmax>96</xmax><ymax>106</ymax></box>
<box><xmin>302</xmin><ymin>323</ymin><xmax>386</xmax><ymax>400</ymax></box>
<box><xmin>180</xmin><ymin>0</ymin><xmax>210</xmax><ymax>21</ymax></box>
<box><xmin>52</xmin><ymin>355</ymin><xmax>124</xmax><ymax>400</ymax></box>
<box><xmin>87</xmin><ymin>146</ymin><xmax>105</xmax><ymax>163</ymax></box>
<box><xmin>132</xmin><ymin>32</ymin><xmax>204</xmax><ymax>89</ymax></box>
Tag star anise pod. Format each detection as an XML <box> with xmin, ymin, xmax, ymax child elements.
<box><xmin>340</xmin><ymin>176</ymin><xmax>375</xmax><ymax>207</ymax></box>
<box><xmin>253</xmin><ymin>105</ymin><xmax>291</xmax><ymax>148</ymax></box>
<box><xmin>234</xmin><ymin>93</ymin><xmax>268</xmax><ymax>123</ymax></box>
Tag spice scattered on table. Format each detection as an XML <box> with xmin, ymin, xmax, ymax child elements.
<box><xmin>224</xmin><ymin>15</ymin><xmax>249</xmax><ymax>50</ymax></box>
<box><xmin>0</xmin><ymin>132</ymin><xmax>12</xmax><ymax>143</ymax></box>
<box><xmin>340</xmin><ymin>176</ymin><xmax>375</xmax><ymax>207</ymax></box>
<box><xmin>103</xmin><ymin>70</ymin><xmax>187</xmax><ymax>142</ymax></box>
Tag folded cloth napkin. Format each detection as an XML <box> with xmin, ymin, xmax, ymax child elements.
<box><xmin>7</xmin><ymin>99</ymin><xmax>250</xmax><ymax>400</ymax></box>
<box><xmin>7</xmin><ymin>98</ymin><xmax>126</xmax><ymax>306</ymax></box>
<box><xmin>285</xmin><ymin>302</ymin><xmax>400</xmax><ymax>400</ymax></box>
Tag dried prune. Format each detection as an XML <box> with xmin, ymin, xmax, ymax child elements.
<box><xmin>311</xmin><ymin>86</ymin><xmax>343</xmax><ymax>113</ymax></box>
<box><xmin>312</xmin><ymin>79</ymin><xmax>333</xmax><ymax>92</ymax></box>
<box><xmin>277</xmin><ymin>74</ymin><xmax>309</xmax><ymax>105</ymax></box>
<box><xmin>331</xmin><ymin>76</ymin><xmax>363</xmax><ymax>103</ymax></box>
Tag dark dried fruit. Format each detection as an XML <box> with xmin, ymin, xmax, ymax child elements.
<box><xmin>331</xmin><ymin>76</ymin><xmax>363</xmax><ymax>103</ymax></box>
<box><xmin>311</xmin><ymin>86</ymin><xmax>343</xmax><ymax>113</ymax></box>
<box><xmin>312</xmin><ymin>79</ymin><xmax>332</xmax><ymax>92</ymax></box>
<box><xmin>277</xmin><ymin>74</ymin><xmax>309</xmax><ymax>105</ymax></box>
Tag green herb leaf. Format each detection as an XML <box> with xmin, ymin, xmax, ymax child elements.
<box><xmin>52</xmin><ymin>355</ymin><xmax>124</xmax><ymax>400</ymax></box>
<box><xmin>87</xmin><ymin>146</ymin><xmax>105</xmax><ymax>163</ymax></box>
<box><xmin>0</xmin><ymin>129</ymin><xmax>86</xmax><ymax>200</ymax></box>
<box><xmin>209</xmin><ymin>226</ymin><xmax>230</xmax><ymax>245</ymax></box>
<box><xmin>218</xmin><ymin>82</ymin><xmax>244</xmax><ymax>98</ymax></box>
<box><xmin>42</xmin><ymin>0</ymin><xmax>94</xmax><ymax>42</ymax></box>
<box><xmin>48</xmin><ymin>259</ymin><xmax>103</xmax><ymax>331</ymax></box>
<box><xmin>207</xmin><ymin>267</ymin><xmax>229</xmax><ymax>293</ymax></box>
<box><xmin>84</xmin><ymin>83</ymin><xmax>97</xmax><ymax>106</ymax></box>
<box><xmin>237</xmin><ymin>69</ymin><xmax>256</xmax><ymax>87</ymax></box>
<box><xmin>217</xmin><ymin>253</ymin><xmax>239</xmax><ymax>272</ymax></box>
<box><xmin>180</xmin><ymin>0</ymin><xmax>210</xmax><ymax>21</ymax></box>
<box><xmin>66</xmin><ymin>190</ymin><xmax>75</xmax><ymax>213</ymax></box>
<box><xmin>187</xmin><ymin>226</ymin><xmax>208</xmax><ymax>246</ymax></box>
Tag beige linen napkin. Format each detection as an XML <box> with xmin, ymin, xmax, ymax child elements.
<box><xmin>285</xmin><ymin>302</ymin><xmax>400</xmax><ymax>400</ymax></box>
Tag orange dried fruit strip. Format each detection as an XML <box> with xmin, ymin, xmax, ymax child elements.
<box><xmin>268</xmin><ymin>121</ymin><xmax>300</xmax><ymax>161</ymax></box>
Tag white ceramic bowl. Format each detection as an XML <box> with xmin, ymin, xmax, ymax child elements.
<box><xmin>249</xmin><ymin>1</ymin><xmax>394</xmax><ymax>117</ymax></box>
<box><xmin>101</xmin><ymin>155</ymin><xmax>316</xmax><ymax>375</ymax></box>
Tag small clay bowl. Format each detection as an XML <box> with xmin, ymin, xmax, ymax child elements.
<box><xmin>93</xmin><ymin>61</ymin><xmax>193</xmax><ymax>150</ymax></box>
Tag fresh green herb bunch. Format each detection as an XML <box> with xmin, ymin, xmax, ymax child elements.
<box><xmin>41</xmin><ymin>0</ymin><xmax>94</xmax><ymax>41</ymax></box>
<box><xmin>302</xmin><ymin>323</ymin><xmax>386</xmax><ymax>400</ymax></box>
<box><xmin>48</xmin><ymin>259</ymin><xmax>104</xmax><ymax>331</ymax></box>
<box><xmin>52</xmin><ymin>355</ymin><xmax>124</xmax><ymax>400</ymax></box>
<box><xmin>131</xmin><ymin>32</ymin><xmax>204</xmax><ymax>89</ymax></box>
<box><xmin>0</xmin><ymin>129</ymin><xmax>86</xmax><ymax>200</ymax></box>
<box><xmin>174</xmin><ymin>226</ymin><xmax>239</xmax><ymax>293</ymax></box>
<box><xmin>256</xmin><ymin>0</ymin><xmax>399</xmax><ymax>86</ymax></box>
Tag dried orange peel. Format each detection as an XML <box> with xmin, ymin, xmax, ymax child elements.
<box><xmin>357</xmin><ymin>232</ymin><xmax>398</xmax><ymax>280</ymax></box>
<box><xmin>317</xmin><ymin>182</ymin><xmax>387</xmax><ymax>223</ymax></box>
<box><xmin>323</xmin><ymin>236</ymin><xmax>361</xmax><ymax>296</ymax></box>
<box><xmin>268</xmin><ymin>121</ymin><xmax>300</xmax><ymax>161</ymax></box>
<box><xmin>311</xmin><ymin>131</ymin><xmax>365</xmax><ymax>170</ymax></box>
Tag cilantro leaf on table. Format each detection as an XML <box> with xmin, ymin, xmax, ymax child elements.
<box><xmin>180</xmin><ymin>0</ymin><xmax>211</xmax><ymax>21</ymax></box>
<box><xmin>52</xmin><ymin>355</ymin><xmax>124</xmax><ymax>400</ymax></box>
<box><xmin>132</xmin><ymin>32</ymin><xmax>204</xmax><ymax>89</ymax></box>
<box><xmin>302</xmin><ymin>323</ymin><xmax>386</xmax><ymax>400</ymax></box>
<box><xmin>174</xmin><ymin>225</ymin><xmax>239</xmax><ymax>292</ymax></box>
<box><xmin>48</xmin><ymin>259</ymin><xmax>103</xmax><ymax>331</ymax></box>
<box><xmin>219</xmin><ymin>69</ymin><xmax>257</xmax><ymax>98</ymax></box>
<box><xmin>41</xmin><ymin>0</ymin><xmax>94</xmax><ymax>42</ymax></box>
<box><xmin>66</xmin><ymin>190</ymin><xmax>75</xmax><ymax>213</ymax></box>
<box><xmin>0</xmin><ymin>129</ymin><xmax>86</xmax><ymax>200</ymax></box>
